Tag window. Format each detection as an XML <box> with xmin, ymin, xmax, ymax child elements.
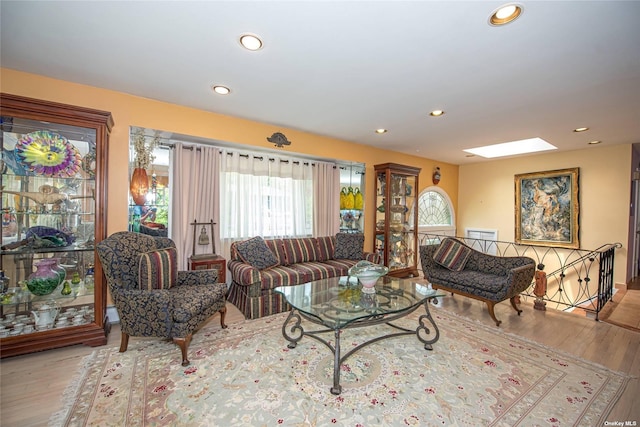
<box><xmin>415</xmin><ymin>187</ymin><xmax>456</xmax><ymax>237</ymax></box>
<box><xmin>129</xmin><ymin>127</ymin><xmax>340</xmax><ymax>254</ymax></box>
<box><xmin>220</xmin><ymin>170</ymin><xmax>313</xmax><ymax>239</ymax></box>
<box><xmin>219</xmin><ymin>152</ymin><xmax>316</xmax><ymax>240</ymax></box>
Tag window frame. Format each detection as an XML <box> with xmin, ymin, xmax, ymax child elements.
<box><xmin>416</xmin><ymin>186</ymin><xmax>456</xmax><ymax>236</ymax></box>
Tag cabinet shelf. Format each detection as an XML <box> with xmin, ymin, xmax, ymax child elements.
<box><xmin>5</xmin><ymin>174</ymin><xmax>95</xmax><ymax>180</ymax></box>
<box><xmin>0</xmin><ymin>93</ymin><xmax>112</xmax><ymax>357</ymax></box>
<box><xmin>2</xmin><ymin>288</ymin><xmax>94</xmax><ymax>306</ymax></box>
<box><xmin>1</xmin><ymin>245</ymin><xmax>94</xmax><ymax>256</ymax></box>
<box><xmin>3</xmin><ymin>211</ymin><xmax>95</xmax><ymax>216</ymax></box>
<box><xmin>373</xmin><ymin>163</ymin><xmax>421</xmax><ymax>278</ymax></box>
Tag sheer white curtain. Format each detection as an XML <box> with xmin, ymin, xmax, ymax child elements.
<box><xmin>313</xmin><ymin>161</ymin><xmax>340</xmax><ymax>236</ymax></box>
<box><xmin>218</xmin><ymin>151</ymin><xmax>318</xmax><ymax>259</ymax></box>
<box><xmin>170</xmin><ymin>143</ymin><xmax>220</xmax><ymax>270</ymax></box>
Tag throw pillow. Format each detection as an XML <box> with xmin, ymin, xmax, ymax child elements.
<box><xmin>316</xmin><ymin>236</ymin><xmax>335</xmax><ymax>261</ymax></box>
<box><xmin>334</xmin><ymin>233</ymin><xmax>364</xmax><ymax>260</ymax></box>
<box><xmin>433</xmin><ymin>238</ymin><xmax>472</xmax><ymax>272</ymax></box>
<box><xmin>265</xmin><ymin>239</ymin><xmax>287</xmax><ymax>266</ymax></box>
<box><xmin>139</xmin><ymin>247</ymin><xmax>178</xmax><ymax>290</ymax></box>
<box><xmin>236</xmin><ymin>236</ymin><xmax>280</xmax><ymax>270</ymax></box>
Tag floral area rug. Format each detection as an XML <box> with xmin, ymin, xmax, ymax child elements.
<box><xmin>52</xmin><ymin>309</ymin><xmax>630</xmax><ymax>426</ymax></box>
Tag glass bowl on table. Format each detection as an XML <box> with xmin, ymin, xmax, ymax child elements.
<box><xmin>348</xmin><ymin>260</ymin><xmax>389</xmax><ymax>293</ymax></box>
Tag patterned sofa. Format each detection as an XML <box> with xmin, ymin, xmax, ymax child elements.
<box><xmin>228</xmin><ymin>233</ymin><xmax>380</xmax><ymax>319</ymax></box>
<box><xmin>420</xmin><ymin>237</ymin><xmax>535</xmax><ymax>326</ymax></box>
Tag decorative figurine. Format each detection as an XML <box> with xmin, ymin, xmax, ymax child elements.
<box><xmin>534</xmin><ymin>263</ymin><xmax>547</xmax><ymax>311</ymax></box>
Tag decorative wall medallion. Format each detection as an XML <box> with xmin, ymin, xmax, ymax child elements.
<box><xmin>267</xmin><ymin>132</ymin><xmax>291</xmax><ymax>148</ymax></box>
<box><xmin>432</xmin><ymin>167</ymin><xmax>441</xmax><ymax>185</ymax></box>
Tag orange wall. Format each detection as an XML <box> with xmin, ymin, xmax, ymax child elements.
<box><xmin>1</xmin><ymin>68</ymin><xmax>458</xmax><ymax>250</ymax></box>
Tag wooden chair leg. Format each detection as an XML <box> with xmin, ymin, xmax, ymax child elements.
<box><xmin>486</xmin><ymin>302</ymin><xmax>502</xmax><ymax>326</ymax></box>
<box><xmin>219</xmin><ymin>306</ymin><xmax>228</xmax><ymax>329</ymax></box>
<box><xmin>173</xmin><ymin>334</ymin><xmax>193</xmax><ymax>366</ymax></box>
<box><xmin>510</xmin><ymin>297</ymin><xmax>523</xmax><ymax>315</ymax></box>
<box><xmin>119</xmin><ymin>332</ymin><xmax>130</xmax><ymax>353</ymax></box>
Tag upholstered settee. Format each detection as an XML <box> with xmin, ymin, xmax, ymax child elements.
<box><xmin>97</xmin><ymin>231</ymin><xmax>228</xmax><ymax>366</ymax></box>
<box><xmin>228</xmin><ymin>233</ymin><xmax>381</xmax><ymax>319</ymax></box>
<box><xmin>420</xmin><ymin>237</ymin><xmax>535</xmax><ymax>326</ymax></box>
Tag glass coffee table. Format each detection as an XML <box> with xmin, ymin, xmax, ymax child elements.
<box><xmin>275</xmin><ymin>275</ymin><xmax>443</xmax><ymax>395</ymax></box>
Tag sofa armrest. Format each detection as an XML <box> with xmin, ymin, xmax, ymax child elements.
<box><xmin>175</xmin><ymin>269</ymin><xmax>218</xmax><ymax>286</ymax></box>
<box><xmin>419</xmin><ymin>245</ymin><xmax>441</xmax><ymax>278</ymax></box>
<box><xmin>505</xmin><ymin>263</ymin><xmax>535</xmax><ymax>298</ymax></box>
<box><xmin>228</xmin><ymin>259</ymin><xmax>262</xmax><ymax>286</ymax></box>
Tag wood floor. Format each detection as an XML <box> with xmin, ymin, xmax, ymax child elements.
<box><xmin>1</xmin><ymin>294</ymin><xmax>639</xmax><ymax>426</ymax></box>
<box><xmin>601</xmin><ymin>287</ymin><xmax>640</xmax><ymax>332</ymax></box>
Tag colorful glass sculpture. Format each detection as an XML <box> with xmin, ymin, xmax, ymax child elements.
<box><xmin>354</xmin><ymin>188</ymin><xmax>364</xmax><ymax>210</ymax></box>
<box><xmin>348</xmin><ymin>260</ymin><xmax>389</xmax><ymax>290</ymax></box>
<box><xmin>15</xmin><ymin>131</ymin><xmax>81</xmax><ymax>177</ymax></box>
<box><xmin>130</xmin><ymin>167</ymin><xmax>149</xmax><ymax>205</ymax></box>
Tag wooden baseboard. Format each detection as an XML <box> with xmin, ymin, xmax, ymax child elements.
<box><xmin>615</xmin><ymin>282</ymin><xmax>628</xmax><ymax>291</ymax></box>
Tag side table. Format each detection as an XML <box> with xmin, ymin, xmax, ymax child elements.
<box><xmin>188</xmin><ymin>254</ymin><xmax>226</xmax><ymax>284</ymax></box>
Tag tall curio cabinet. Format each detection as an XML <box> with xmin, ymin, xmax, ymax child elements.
<box><xmin>374</xmin><ymin>163</ymin><xmax>421</xmax><ymax>278</ymax></box>
<box><xmin>0</xmin><ymin>94</ymin><xmax>112</xmax><ymax>357</ymax></box>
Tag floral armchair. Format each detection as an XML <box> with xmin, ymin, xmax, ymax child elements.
<box><xmin>97</xmin><ymin>231</ymin><xmax>227</xmax><ymax>366</ymax></box>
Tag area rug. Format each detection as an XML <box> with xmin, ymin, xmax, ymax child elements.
<box><xmin>51</xmin><ymin>309</ymin><xmax>630</xmax><ymax>426</ymax></box>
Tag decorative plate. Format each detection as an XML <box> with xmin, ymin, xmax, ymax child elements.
<box><xmin>81</xmin><ymin>150</ymin><xmax>96</xmax><ymax>177</ymax></box>
<box><xmin>15</xmin><ymin>131</ymin><xmax>81</xmax><ymax>177</ymax></box>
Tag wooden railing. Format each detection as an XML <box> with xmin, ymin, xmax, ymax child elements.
<box><xmin>417</xmin><ymin>233</ymin><xmax>622</xmax><ymax>320</ymax></box>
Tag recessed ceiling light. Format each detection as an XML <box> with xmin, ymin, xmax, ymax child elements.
<box><xmin>374</xmin><ymin>129</ymin><xmax>388</xmax><ymax>134</ymax></box>
<box><xmin>212</xmin><ymin>85</ymin><xmax>230</xmax><ymax>95</ymax></box>
<box><xmin>239</xmin><ymin>34</ymin><xmax>263</xmax><ymax>51</ymax></box>
<box><xmin>573</xmin><ymin>127</ymin><xmax>589</xmax><ymax>132</ymax></box>
<box><xmin>489</xmin><ymin>3</ymin><xmax>523</xmax><ymax>26</ymax></box>
<box><xmin>588</xmin><ymin>140</ymin><xmax>602</xmax><ymax>145</ymax></box>
<box><xmin>429</xmin><ymin>110</ymin><xmax>445</xmax><ymax>117</ymax></box>
<box><xmin>463</xmin><ymin>137</ymin><xmax>557</xmax><ymax>158</ymax></box>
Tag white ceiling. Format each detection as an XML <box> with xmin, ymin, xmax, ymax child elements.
<box><xmin>2</xmin><ymin>1</ymin><xmax>639</xmax><ymax>165</ymax></box>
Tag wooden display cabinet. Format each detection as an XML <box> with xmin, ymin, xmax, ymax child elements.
<box><xmin>373</xmin><ymin>163</ymin><xmax>421</xmax><ymax>278</ymax></box>
<box><xmin>0</xmin><ymin>93</ymin><xmax>113</xmax><ymax>357</ymax></box>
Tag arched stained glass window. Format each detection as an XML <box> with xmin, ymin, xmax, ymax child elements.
<box><xmin>418</xmin><ymin>190</ymin><xmax>452</xmax><ymax>226</ymax></box>
<box><xmin>413</xmin><ymin>187</ymin><xmax>456</xmax><ymax>266</ymax></box>
<box><xmin>411</xmin><ymin>187</ymin><xmax>455</xmax><ymax>239</ymax></box>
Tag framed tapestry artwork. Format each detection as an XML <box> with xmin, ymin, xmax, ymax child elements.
<box><xmin>515</xmin><ymin>168</ymin><xmax>580</xmax><ymax>249</ymax></box>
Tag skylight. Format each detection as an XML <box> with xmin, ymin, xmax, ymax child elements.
<box><xmin>463</xmin><ymin>137</ymin><xmax>557</xmax><ymax>158</ymax></box>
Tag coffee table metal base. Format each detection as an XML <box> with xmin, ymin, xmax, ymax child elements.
<box><xmin>281</xmin><ymin>299</ymin><xmax>440</xmax><ymax>395</ymax></box>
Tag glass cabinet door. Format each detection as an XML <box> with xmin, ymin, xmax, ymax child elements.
<box><xmin>374</xmin><ymin>163</ymin><xmax>421</xmax><ymax>277</ymax></box>
<box><xmin>128</xmin><ymin>127</ymin><xmax>170</xmax><ymax>237</ymax></box>
<box><xmin>339</xmin><ymin>163</ymin><xmax>365</xmax><ymax>234</ymax></box>
<box><xmin>0</xmin><ymin>93</ymin><xmax>112</xmax><ymax>357</ymax></box>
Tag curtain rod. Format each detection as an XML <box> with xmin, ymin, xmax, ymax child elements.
<box><xmin>339</xmin><ymin>167</ymin><xmax>365</xmax><ymax>174</ymax></box>
<box><xmin>170</xmin><ymin>146</ymin><xmax>336</xmax><ymax>167</ymax></box>
<box><xmin>159</xmin><ymin>142</ymin><xmax>341</xmax><ymax>168</ymax></box>
<box><xmin>137</xmin><ymin>128</ymin><xmax>359</xmax><ymax>171</ymax></box>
